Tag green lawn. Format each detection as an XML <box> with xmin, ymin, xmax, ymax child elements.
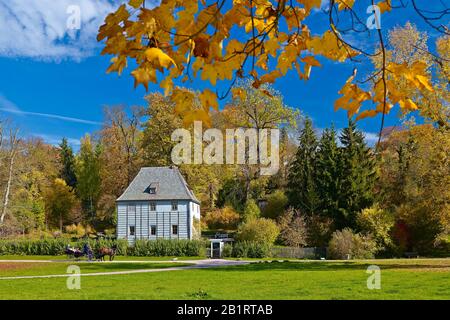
<box><xmin>0</xmin><ymin>258</ymin><xmax>449</xmax><ymax>299</ymax></box>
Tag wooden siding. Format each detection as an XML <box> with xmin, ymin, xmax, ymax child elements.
<box><xmin>117</xmin><ymin>200</ymin><xmax>194</xmax><ymax>242</ymax></box>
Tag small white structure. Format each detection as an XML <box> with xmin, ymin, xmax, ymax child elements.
<box><xmin>116</xmin><ymin>167</ymin><xmax>200</xmax><ymax>242</ymax></box>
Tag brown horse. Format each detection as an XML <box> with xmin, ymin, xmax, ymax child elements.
<box><xmin>95</xmin><ymin>245</ymin><xmax>117</xmax><ymax>261</ymax></box>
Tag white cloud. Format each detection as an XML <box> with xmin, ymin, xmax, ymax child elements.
<box><xmin>362</xmin><ymin>131</ymin><xmax>379</xmax><ymax>145</ymax></box>
<box><xmin>32</xmin><ymin>133</ymin><xmax>81</xmax><ymax>146</ymax></box>
<box><xmin>0</xmin><ymin>0</ymin><xmax>121</xmax><ymax>60</ymax></box>
<box><xmin>0</xmin><ymin>93</ymin><xmax>102</xmax><ymax>125</ymax></box>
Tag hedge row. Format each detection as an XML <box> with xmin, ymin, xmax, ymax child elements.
<box><xmin>222</xmin><ymin>241</ymin><xmax>272</xmax><ymax>258</ymax></box>
<box><xmin>0</xmin><ymin>239</ymin><xmax>205</xmax><ymax>257</ymax></box>
<box><xmin>130</xmin><ymin>239</ymin><xmax>205</xmax><ymax>257</ymax></box>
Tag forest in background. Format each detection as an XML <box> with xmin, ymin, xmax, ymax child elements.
<box><xmin>0</xmin><ymin>24</ymin><xmax>448</xmax><ymax>258</ymax></box>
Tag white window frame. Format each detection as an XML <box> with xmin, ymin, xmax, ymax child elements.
<box><xmin>172</xmin><ymin>224</ymin><xmax>178</xmax><ymax>235</ymax></box>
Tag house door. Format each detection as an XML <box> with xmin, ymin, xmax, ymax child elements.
<box><xmin>212</xmin><ymin>242</ymin><xmax>221</xmax><ymax>258</ymax></box>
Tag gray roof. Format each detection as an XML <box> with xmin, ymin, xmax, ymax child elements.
<box><xmin>117</xmin><ymin>167</ymin><xmax>200</xmax><ymax>203</ymax></box>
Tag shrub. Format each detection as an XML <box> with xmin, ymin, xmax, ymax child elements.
<box><xmin>278</xmin><ymin>208</ymin><xmax>308</xmax><ymax>247</ymax></box>
<box><xmin>306</xmin><ymin>215</ymin><xmax>334</xmax><ymax>247</ymax></box>
<box><xmin>221</xmin><ymin>243</ymin><xmax>233</xmax><ymax>257</ymax></box>
<box><xmin>204</xmin><ymin>206</ymin><xmax>240</xmax><ymax>230</ymax></box>
<box><xmin>242</xmin><ymin>199</ymin><xmax>261</xmax><ymax>222</ymax></box>
<box><xmin>236</xmin><ymin>218</ymin><xmax>280</xmax><ymax>244</ymax></box>
<box><xmin>357</xmin><ymin>204</ymin><xmax>394</xmax><ymax>250</ymax></box>
<box><xmin>0</xmin><ymin>238</ymin><xmax>70</xmax><ymax>255</ymax></box>
<box><xmin>395</xmin><ymin>204</ymin><xmax>447</xmax><ymax>255</ymax></box>
<box><xmin>231</xmin><ymin>241</ymin><xmax>271</xmax><ymax>258</ymax></box>
<box><xmin>127</xmin><ymin>239</ymin><xmax>206</xmax><ymax>257</ymax></box>
<box><xmin>261</xmin><ymin>191</ymin><xmax>288</xmax><ymax>219</ymax></box>
<box><xmin>65</xmin><ymin>224</ymin><xmax>88</xmax><ymax>238</ymax></box>
<box><xmin>0</xmin><ymin>238</ymin><xmax>204</xmax><ymax>257</ymax></box>
<box><xmin>328</xmin><ymin>228</ymin><xmax>378</xmax><ymax>259</ymax></box>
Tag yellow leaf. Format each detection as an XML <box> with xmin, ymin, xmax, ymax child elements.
<box><xmin>201</xmin><ymin>64</ymin><xmax>218</xmax><ymax>86</ymax></box>
<box><xmin>260</xmin><ymin>70</ymin><xmax>282</xmax><ymax>84</ymax></box>
<box><xmin>199</xmin><ymin>89</ymin><xmax>219</xmax><ymax>111</ymax></box>
<box><xmin>377</xmin><ymin>0</ymin><xmax>392</xmax><ymax>13</ymax></box>
<box><xmin>336</xmin><ymin>0</ymin><xmax>355</xmax><ymax>10</ymax></box>
<box><xmin>129</xmin><ymin>0</ymin><xmax>144</xmax><ymax>9</ymax></box>
<box><xmin>159</xmin><ymin>77</ymin><xmax>173</xmax><ymax>96</ymax></box>
<box><xmin>298</xmin><ymin>0</ymin><xmax>322</xmax><ymax>13</ymax></box>
<box><xmin>106</xmin><ymin>56</ymin><xmax>127</xmax><ymax>75</ymax></box>
<box><xmin>301</xmin><ymin>56</ymin><xmax>321</xmax><ymax>67</ymax></box>
<box><xmin>414</xmin><ymin>75</ymin><xmax>433</xmax><ymax>91</ymax></box>
<box><xmin>232</xmin><ymin>87</ymin><xmax>247</xmax><ymax>101</ymax></box>
<box><xmin>356</xmin><ymin>110</ymin><xmax>378</xmax><ymax>121</ymax></box>
<box><xmin>145</xmin><ymin>48</ymin><xmax>177</xmax><ymax>70</ymax></box>
<box><xmin>399</xmin><ymin>99</ymin><xmax>419</xmax><ymax>111</ymax></box>
<box><xmin>131</xmin><ymin>67</ymin><xmax>156</xmax><ymax>91</ymax></box>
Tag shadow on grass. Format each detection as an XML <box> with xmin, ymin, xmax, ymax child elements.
<box><xmin>204</xmin><ymin>261</ymin><xmax>450</xmax><ymax>273</ymax></box>
<box><xmin>73</xmin><ymin>262</ymin><xmax>190</xmax><ymax>273</ymax></box>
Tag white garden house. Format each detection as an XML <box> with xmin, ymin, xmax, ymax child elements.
<box><xmin>116</xmin><ymin>167</ymin><xmax>201</xmax><ymax>242</ymax></box>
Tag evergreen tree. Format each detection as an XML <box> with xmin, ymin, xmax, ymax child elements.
<box><xmin>337</xmin><ymin>120</ymin><xmax>377</xmax><ymax>229</ymax></box>
<box><xmin>59</xmin><ymin>138</ymin><xmax>77</xmax><ymax>188</ymax></box>
<box><xmin>315</xmin><ymin>125</ymin><xmax>342</xmax><ymax>222</ymax></box>
<box><xmin>75</xmin><ymin>135</ymin><xmax>102</xmax><ymax>224</ymax></box>
<box><xmin>287</xmin><ymin>118</ymin><xmax>320</xmax><ymax>215</ymax></box>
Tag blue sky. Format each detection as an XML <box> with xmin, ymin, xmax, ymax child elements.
<box><xmin>0</xmin><ymin>0</ymin><xmax>447</xmax><ymax>148</ymax></box>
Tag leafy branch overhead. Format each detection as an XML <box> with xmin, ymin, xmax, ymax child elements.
<box><xmin>97</xmin><ymin>0</ymin><xmax>443</xmax><ymax>127</ymax></box>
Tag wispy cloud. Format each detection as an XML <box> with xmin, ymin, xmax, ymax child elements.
<box><xmin>0</xmin><ymin>0</ymin><xmax>162</xmax><ymax>61</ymax></box>
<box><xmin>0</xmin><ymin>0</ymin><xmax>120</xmax><ymax>60</ymax></box>
<box><xmin>0</xmin><ymin>94</ymin><xmax>102</xmax><ymax>125</ymax></box>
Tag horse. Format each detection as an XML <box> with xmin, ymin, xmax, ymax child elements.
<box><xmin>95</xmin><ymin>245</ymin><xmax>117</xmax><ymax>261</ymax></box>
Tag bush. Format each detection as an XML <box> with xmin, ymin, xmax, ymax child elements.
<box><xmin>221</xmin><ymin>243</ymin><xmax>233</xmax><ymax>257</ymax></box>
<box><xmin>204</xmin><ymin>206</ymin><xmax>240</xmax><ymax>230</ymax></box>
<box><xmin>127</xmin><ymin>239</ymin><xmax>206</xmax><ymax>257</ymax></box>
<box><xmin>242</xmin><ymin>199</ymin><xmax>261</xmax><ymax>222</ymax></box>
<box><xmin>357</xmin><ymin>204</ymin><xmax>394</xmax><ymax>250</ymax></box>
<box><xmin>0</xmin><ymin>238</ymin><xmax>204</xmax><ymax>257</ymax></box>
<box><xmin>261</xmin><ymin>191</ymin><xmax>288</xmax><ymax>219</ymax></box>
<box><xmin>306</xmin><ymin>215</ymin><xmax>334</xmax><ymax>247</ymax></box>
<box><xmin>395</xmin><ymin>204</ymin><xmax>447</xmax><ymax>255</ymax></box>
<box><xmin>0</xmin><ymin>238</ymin><xmax>70</xmax><ymax>255</ymax></box>
<box><xmin>236</xmin><ymin>218</ymin><xmax>280</xmax><ymax>244</ymax></box>
<box><xmin>328</xmin><ymin>228</ymin><xmax>378</xmax><ymax>259</ymax></box>
<box><xmin>278</xmin><ymin>208</ymin><xmax>308</xmax><ymax>247</ymax></box>
<box><xmin>231</xmin><ymin>241</ymin><xmax>271</xmax><ymax>258</ymax></box>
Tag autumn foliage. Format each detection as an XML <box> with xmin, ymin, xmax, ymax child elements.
<box><xmin>97</xmin><ymin>0</ymin><xmax>437</xmax><ymax>126</ymax></box>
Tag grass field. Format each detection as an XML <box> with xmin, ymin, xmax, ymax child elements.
<box><xmin>0</xmin><ymin>258</ymin><xmax>449</xmax><ymax>300</ymax></box>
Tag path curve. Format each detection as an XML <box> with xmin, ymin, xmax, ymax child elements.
<box><xmin>0</xmin><ymin>259</ymin><xmax>249</xmax><ymax>280</ymax></box>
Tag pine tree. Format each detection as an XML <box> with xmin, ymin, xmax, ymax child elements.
<box><xmin>287</xmin><ymin>118</ymin><xmax>320</xmax><ymax>215</ymax></box>
<box><xmin>315</xmin><ymin>125</ymin><xmax>342</xmax><ymax>222</ymax></box>
<box><xmin>338</xmin><ymin>120</ymin><xmax>377</xmax><ymax>229</ymax></box>
<box><xmin>59</xmin><ymin>138</ymin><xmax>77</xmax><ymax>188</ymax></box>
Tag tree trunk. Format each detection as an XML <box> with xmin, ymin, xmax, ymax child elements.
<box><xmin>0</xmin><ymin>145</ymin><xmax>17</xmax><ymax>224</ymax></box>
<box><xmin>0</xmin><ymin>129</ymin><xmax>19</xmax><ymax>225</ymax></box>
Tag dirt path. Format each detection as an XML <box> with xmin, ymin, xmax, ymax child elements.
<box><xmin>0</xmin><ymin>259</ymin><xmax>249</xmax><ymax>280</ymax></box>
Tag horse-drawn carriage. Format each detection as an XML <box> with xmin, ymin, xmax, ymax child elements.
<box><xmin>65</xmin><ymin>243</ymin><xmax>117</xmax><ymax>261</ymax></box>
